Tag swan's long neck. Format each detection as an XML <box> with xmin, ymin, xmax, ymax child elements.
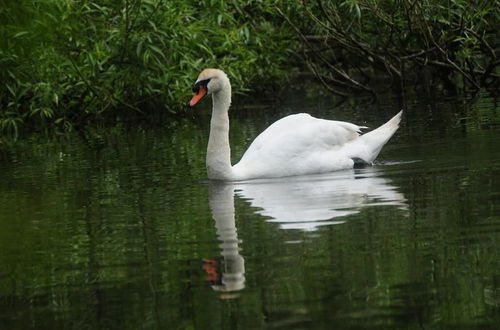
<box><xmin>207</xmin><ymin>86</ymin><xmax>234</xmax><ymax>180</ymax></box>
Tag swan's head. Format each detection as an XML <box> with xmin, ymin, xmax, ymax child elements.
<box><xmin>189</xmin><ymin>68</ymin><xmax>230</xmax><ymax>107</ymax></box>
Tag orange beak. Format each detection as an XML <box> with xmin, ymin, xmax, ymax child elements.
<box><xmin>189</xmin><ymin>85</ymin><xmax>207</xmax><ymax>107</ymax></box>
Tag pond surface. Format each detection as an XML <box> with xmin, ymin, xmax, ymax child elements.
<box><xmin>1</xmin><ymin>90</ymin><xmax>500</xmax><ymax>329</ymax></box>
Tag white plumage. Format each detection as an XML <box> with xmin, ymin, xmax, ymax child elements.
<box><xmin>189</xmin><ymin>68</ymin><xmax>402</xmax><ymax>181</ymax></box>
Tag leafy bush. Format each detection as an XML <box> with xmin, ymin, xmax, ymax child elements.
<box><xmin>0</xmin><ymin>0</ymin><xmax>297</xmax><ymax>137</ymax></box>
<box><xmin>287</xmin><ymin>0</ymin><xmax>500</xmax><ymax>95</ymax></box>
<box><xmin>3</xmin><ymin>0</ymin><xmax>498</xmax><ymax>138</ymax></box>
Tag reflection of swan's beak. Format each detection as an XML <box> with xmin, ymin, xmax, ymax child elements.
<box><xmin>207</xmin><ymin>255</ymin><xmax>246</xmax><ymax>293</ymax></box>
<box><xmin>207</xmin><ymin>183</ymin><xmax>246</xmax><ymax>294</ymax></box>
<box><xmin>202</xmin><ymin>257</ymin><xmax>246</xmax><ymax>292</ymax></box>
<box><xmin>202</xmin><ymin>259</ymin><xmax>220</xmax><ymax>282</ymax></box>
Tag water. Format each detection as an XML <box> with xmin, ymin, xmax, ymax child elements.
<box><xmin>1</xmin><ymin>91</ymin><xmax>500</xmax><ymax>329</ymax></box>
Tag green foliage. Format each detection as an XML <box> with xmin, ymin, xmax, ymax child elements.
<box><xmin>291</xmin><ymin>0</ymin><xmax>500</xmax><ymax>94</ymax></box>
<box><xmin>2</xmin><ymin>0</ymin><xmax>498</xmax><ymax>138</ymax></box>
<box><xmin>0</xmin><ymin>0</ymin><xmax>297</xmax><ymax>137</ymax></box>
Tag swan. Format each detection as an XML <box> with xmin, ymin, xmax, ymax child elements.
<box><xmin>189</xmin><ymin>68</ymin><xmax>402</xmax><ymax>181</ymax></box>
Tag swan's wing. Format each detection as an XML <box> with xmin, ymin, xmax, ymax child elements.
<box><xmin>234</xmin><ymin>114</ymin><xmax>364</xmax><ymax>177</ymax></box>
<box><xmin>241</xmin><ymin>113</ymin><xmax>363</xmax><ymax>156</ymax></box>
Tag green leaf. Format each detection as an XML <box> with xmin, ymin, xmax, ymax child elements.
<box><xmin>13</xmin><ymin>31</ymin><xmax>29</xmax><ymax>38</ymax></box>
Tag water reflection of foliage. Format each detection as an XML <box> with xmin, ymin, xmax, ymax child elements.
<box><xmin>1</xmin><ymin>104</ymin><xmax>499</xmax><ymax>328</ymax></box>
<box><xmin>0</xmin><ymin>122</ymin><xmax>214</xmax><ymax>327</ymax></box>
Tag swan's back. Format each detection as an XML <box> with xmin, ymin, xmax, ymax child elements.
<box><xmin>233</xmin><ymin>113</ymin><xmax>366</xmax><ymax>179</ymax></box>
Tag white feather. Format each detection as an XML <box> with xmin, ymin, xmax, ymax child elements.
<box><xmin>192</xmin><ymin>69</ymin><xmax>402</xmax><ymax>181</ymax></box>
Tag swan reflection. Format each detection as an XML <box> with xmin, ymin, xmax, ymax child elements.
<box><xmin>205</xmin><ymin>167</ymin><xmax>406</xmax><ymax>293</ymax></box>
<box><xmin>233</xmin><ymin>167</ymin><xmax>407</xmax><ymax>231</ymax></box>
<box><xmin>205</xmin><ymin>183</ymin><xmax>245</xmax><ymax>294</ymax></box>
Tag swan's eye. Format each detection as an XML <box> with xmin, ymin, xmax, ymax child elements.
<box><xmin>192</xmin><ymin>78</ymin><xmax>211</xmax><ymax>94</ymax></box>
<box><xmin>192</xmin><ymin>83</ymin><xmax>200</xmax><ymax>93</ymax></box>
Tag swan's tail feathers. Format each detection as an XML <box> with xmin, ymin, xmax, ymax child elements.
<box><xmin>359</xmin><ymin>110</ymin><xmax>403</xmax><ymax>162</ymax></box>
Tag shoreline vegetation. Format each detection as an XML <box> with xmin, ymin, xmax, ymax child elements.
<box><xmin>1</xmin><ymin>0</ymin><xmax>499</xmax><ymax>139</ymax></box>
<box><xmin>287</xmin><ymin>1</ymin><xmax>500</xmax><ymax>95</ymax></box>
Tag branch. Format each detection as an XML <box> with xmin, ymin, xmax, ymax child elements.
<box><xmin>413</xmin><ymin>1</ymin><xmax>480</xmax><ymax>88</ymax></box>
<box><xmin>276</xmin><ymin>6</ymin><xmax>372</xmax><ymax>93</ymax></box>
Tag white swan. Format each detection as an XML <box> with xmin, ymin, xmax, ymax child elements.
<box><xmin>189</xmin><ymin>68</ymin><xmax>402</xmax><ymax>181</ymax></box>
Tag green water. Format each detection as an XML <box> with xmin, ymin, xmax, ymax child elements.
<box><xmin>1</xmin><ymin>92</ymin><xmax>500</xmax><ymax>329</ymax></box>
